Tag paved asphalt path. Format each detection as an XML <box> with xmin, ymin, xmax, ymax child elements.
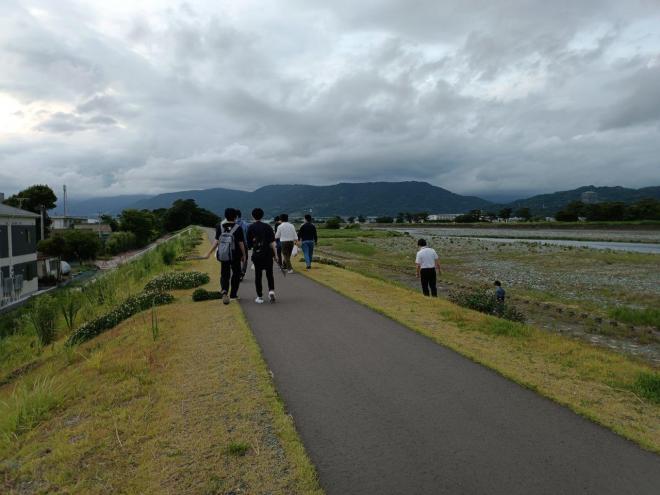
<box><xmin>224</xmin><ymin>252</ymin><xmax>660</xmax><ymax>492</ymax></box>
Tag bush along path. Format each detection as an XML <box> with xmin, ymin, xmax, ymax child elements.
<box><xmin>239</xmin><ymin>261</ymin><xmax>660</xmax><ymax>494</ymax></box>
<box><xmin>0</xmin><ymin>237</ymin><xmax>322</xmax><ymax>494</ymax></box>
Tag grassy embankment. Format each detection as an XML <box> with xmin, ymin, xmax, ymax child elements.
<box><xmin>301</xmin><ymin>256</ymin><xmax>660</xmax><ymax>453</ymax></box>
<box><xmin>1</xmin><ymin>233</ymin><xmax>321</xmax><ymax>494</ymax></box>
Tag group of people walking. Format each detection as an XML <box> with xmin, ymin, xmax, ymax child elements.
<box><xmin>205</xmin><ymin>208</ymin><xmax>318</xmax><ymax>305</ymax></box>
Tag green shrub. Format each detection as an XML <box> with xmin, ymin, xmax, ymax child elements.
<box><xmin>192</xmin><ymin>288</ymin><xmax>222</xmax><ymax>301</ymax></box>
<box><xmin>28</xmin><ymin>295</ymin><xmax>58</xmax><ymax>347</ymax></box>
<box><xmin>227</xmin><ymin>442</ymin><xmax>249</xmax><ymax>456</ymax></box>
<box><xmin>159</xmin><ymin>243</ymin><xmax>177</xmax><ymax>265</ymax></box>
<box><xmin>344</xmin><ymin>223</ymin><xmax>361</xmax><ymax>230</ymax></box>
<box><xmin>144</xmin><ymin>271</ymin><xmax>210</xmax><ymax>292</ymax></box>
<box><xmin>324</xmin><ymin>217</ymin><xmax>342</xmax><ymax>229</ymax></box>
<box><xmin>105</xmin><ymin>231</ymin><xmax>137</xmax><ymax>255</ymax></box>
<box><xmin>631</xmin><ymin>372</ymin><xmax>660</xmax><ymax>404</ymax></box>
<box><xmin>448</xmin><ymin>288</ymin><xmax>526</xmax><ymax>323</ymax></box>
<box><xmin>66</xmin><ymin>291</ymin><xmax>174</xmax><ymax>346</ymax></box>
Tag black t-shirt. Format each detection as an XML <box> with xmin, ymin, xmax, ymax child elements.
<box><xmin>246</xmin><ymin>221</ymin><xmax>275</xmax><ymax>260</ymax></box>
<box><xmin>298</xmin><ymin>222</ymin><xmax>318</xmax><ymax>242</ymax></box>
<box><xmin>215</xmin><ymin>222</ymin><xmax>245</xmax><ymax>252</ymax></box>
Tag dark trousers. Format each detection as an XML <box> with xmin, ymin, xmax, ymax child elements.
<box><xmin>220</xmin><ymin>259</ymin><xmax>242</xmax><ymax>298</ymax></box>
<box><xmin>276</xmin><ymin>241</ymin><xmax>282</xmax><ymax>266</ymax></box>
<box><xmin>254</xmin><ymin>258</ymin><xmax>275</xmax><ymax>297</ymax></box>
<box><xmin>420</xmin><ymin>268</ymin><xmax>437</xmax><ymax>297</ymax></box>
<box><xmin>281</xmin><ymin>241</ymin><xmax>294</xmax><ymax>270</ymax></box>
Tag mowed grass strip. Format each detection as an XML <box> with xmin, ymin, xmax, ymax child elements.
<box><xmin>301</xmin><ymin>264</ymin><xmax>660</xmax><ymax>453</ymax></box>
<box><xmin>0</xmin><ymin>249</ymin><xmax>322</xmax><ymax>494</ymax></box>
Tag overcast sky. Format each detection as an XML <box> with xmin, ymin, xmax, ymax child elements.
<box><xmin>1</xmin><ymin>0</ymin><xmax>659</xmax><ymax>200</ymax></box>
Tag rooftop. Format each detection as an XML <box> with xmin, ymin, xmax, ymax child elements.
<box><xmin>0</xmin><ymin>203</ymin><xmax>40</xmax><ymax>218</ymax></box>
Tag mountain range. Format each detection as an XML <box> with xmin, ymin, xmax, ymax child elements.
<box><xmin>62</xmin><ymin>182</ymin><xmax>660</xmax><ymax>218</ymax></box>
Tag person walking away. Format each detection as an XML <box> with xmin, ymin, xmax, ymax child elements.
<box><xmin>205</xmin><ymin>208</ymin><xmax>246</xmax><ymax>305</ymax></box>
<box><xmin>298</xmin><ymin>214</ymin><xmax>318</xmax><ymax>269</ymax></box>
<box><xmin>274</xmin><ymin>216</ymin><xmax>283</xmax><ymax>268</ymax></box>
<box><xmin>415</xmin><ymin>238</ymin><xmax>440</xmax><ymax>297</ymax></box>
<box><xmin>494</xmin><ymin>280</ymin><xmax>506</xmax><ymax>303</ymax></box>
<box><xmin>246</xmin><ymin>208</ymin><xmax>278</xmax><ymax>303</ymax></box>
<box><xmin>275</xmin><ymin>213</ymin><xmax>297</xmax><ymax>273</ymax></box>
<box><xmin>235</xmin><ymin>209</ymin><xmax>250</xmax><ymax>280</ymax></box>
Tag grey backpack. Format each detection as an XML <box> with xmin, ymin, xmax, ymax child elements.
<box><xmin>217</xmin><ymin>224</ymin><xmax>239</xmax><ymax>262</ymax></box>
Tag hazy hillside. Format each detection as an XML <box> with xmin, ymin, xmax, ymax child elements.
<box><xmin>498</xmin><ymin>185</ymin><xmax>660</xmax><ymax>215</ymax></box>
<box><xmin>127</xmin><ymin>181</ymin><xmax>492</xmax><ymax>217</ymax></box>
<box><xmin>64</xmin><ymin>195</ymin><xmax>151</xmax><ymax>216</ymax></box>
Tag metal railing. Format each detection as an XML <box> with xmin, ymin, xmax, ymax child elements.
<box><xmin>0</xmin><ymin>273</ymin><xmax>24</xmax><ymax>306</ymax></box>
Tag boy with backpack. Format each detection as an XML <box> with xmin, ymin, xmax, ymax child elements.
<box><xmin>246</xmin><ymin>208</ymin><xmax>278</xmax><ymax>303</ymax></box>
<box><xmin>235</xmin><ymin>209</ymin><xmax>250</xmax><ymax>280</ymax></box>
<box><xmin>205</xmin><ymin>208</ymin><xmax>246</xmax><ymax>305</ymax></box>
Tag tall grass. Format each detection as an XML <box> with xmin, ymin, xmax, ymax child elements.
<box><xmin>608</xmin><ymin>307</ymin><xmax>660</xmax><ymax>329</ymax></box>
<box><xmin>631</xmin><ymin>372</ymin><xmax>660</xmax><ymax>404</ymax></box>
<box><xmin>0</xmin><ymin>375</ymin><xmax>62</xmax><ymax>449</ymax></box>
<box><xmin>28</xmin><ymin>295</ymin><xmax>57</xmax><ymax>347</ymax></box>
<box><xmin>0</xmin><ymin>227</ymin><xmax>202</xmax><ymax>378</ymax></box>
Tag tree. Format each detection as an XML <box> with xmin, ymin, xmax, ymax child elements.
<box><xmin>498</xmin><ymin>208</ymin><xmax>513</xmax><ymax>222</ymax></box>
<box><xmin>100</xmin><ymin>214</ymin><xmax>119</xmax><ymax>232</ymax></box>
<box><xmin>454</xmin><ymin>209</ymin><xmax>481</xmax><ymax>223</ymax></box>
<box><xmin>119</xmin><ymin>209</ymin><xmax>157</xmax><ymax>247</ymax></box>
<box><xmin>396</xmin><ymin>212</ymin><xmax>405</xmax><ymax>223</ymax></box>
<box><xmin>324</xmin><ymin>217</ymin><xmax>342</xmax><ymax>229</ymax></box>
<box><xmin>38</xmin><ymin>235</ymin><xmax>67</xmax><ymax>257</ymax></box>
<box><xmin>375</xmin><ymin>216</ymin><xmax>394</xmax><ymax>223</ymax></box>
<box><xmin>555</xmin><ymin>201</ymin><xmax>585</xmax><ymax>222</ymax></box>
<box><xmin>412</xmin><ymin>212</ymin><xmax>429</xmax><ymax>223</ymax></box>
<box><xmin>347</xmin><ymin>216</ymin><xmax>355</xmax><ymax>224</ymax></box>
<box><xmin>515</xmin><ymin>207</ymin><xmax>532</xmax><ymax>221</ymax></box>
<box><xmin>357</xmin><ymin>215</ymin><xmax>366</xmax><ymax>223</ymax></box>
<box><xmin>3</xmin><ymin>184</ymin><xmax>57</xmax><ymax>241</ymax></box>
<box><xmin>38</xmin><ymin>230</ymin><xmax>101</xmax><ymax>261</ymax></box>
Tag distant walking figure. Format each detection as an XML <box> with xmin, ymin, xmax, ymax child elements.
<box><xmin>298</xmin><ymin>214</ymin><xmax>318</xmax><ymax>269</ymax></box>
<box><xmin>205</xmin><ymin>208</ymin><xmax>246</xmax><ymax>305</ymax></box>
<box><xmin>494</xmin><ymin>280</ymin><xmax>506</xmax><ymax>303</ymax></box>
<box><xmin>275</xmin><ymin>213</ymin><xmax>297</xmax><ymax>273</ymax></box>
<box><xmin>246</xmin><ymin>208</ymin><xmax>278</xmax><ymax>304</ymax></box>
<box><xmin>235</xmin><ymin>209</ymin><xmax>250</xmax><ymax>280</ymax></box>
<box><xmin>415</xmin><ymin>238</ymin><xmax>440</xmax><ymax>297</ymax></box>
<box><xmin>274</xmin><ymin>216</ymin><xmax>283</xmax><ymax>268</ymax></box>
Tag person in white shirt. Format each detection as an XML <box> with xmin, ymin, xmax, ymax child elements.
<box><xmin>415</xmin><ymin>238</ymin><xmax>440</xmax><ymax>297</ymax></box>
<box><xmin>275</xmin><ymin>213</ymin><xmax>298</xmax><ymax>273</ymax></box>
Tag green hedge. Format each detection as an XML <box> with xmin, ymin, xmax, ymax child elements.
<box><xmin>144</xmin><ymin>271</ymin><xmax>210</xmax><ymax>292</ymax></box>
<box><xmin>192</xmin><ymin>288</ymin><xmax>223</xmax><ymax>301</ymax></box>
<box><xmin>66</xmin><ymin>291</ymin><xmax>174</xmax><ymax>346</ymax></box>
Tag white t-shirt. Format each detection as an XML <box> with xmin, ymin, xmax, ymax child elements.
<box><xmin>416</xmin><ymin>247</ymin><xmax>438</xmax><ymax>269</ymax></box>
<box><xmin>275</xmin><ymin>222</ymin><xmax>298</xmax><ymax>242</ymax></box>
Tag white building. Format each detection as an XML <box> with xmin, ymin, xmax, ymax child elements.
<box><xmin>427</xmin><ymin>213</ymin><xmax>461</xmax><ymax>221</ymax></box>
<box><xmin>0</xmin><ymin>203</ymin><xmax>40</xmax><ymax>306</ymax></box>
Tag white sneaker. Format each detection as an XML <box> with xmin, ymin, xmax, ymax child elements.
<box><xmin>287</xmin><ymin>269</ymin><xmax>294</xmax><ymax>274</ymax></box>
<box><xmin>255</xmin><ymin>297</ymin><xmax>264</xmax><ymax>304</ymax></box>
<box><xmin>268</xmin><ymin>291</ymin><xmax>276</xmax><ymax>303</ymax></box>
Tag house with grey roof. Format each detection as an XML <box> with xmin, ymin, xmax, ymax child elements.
<box><xmin>0</xmin><ymin>202</ymin><xmax>39</xmax><ymax>306</ymax></box>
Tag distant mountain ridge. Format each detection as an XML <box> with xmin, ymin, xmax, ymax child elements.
<box><xmin>65</xmin><ymin>182</ymin><xmax>660</xmax><ymax>218</ymax></box>
<box><xmin>127</xmin><ymin>182</ymin><xmax>492</xmax><ymax>217</ymax></box>
<box><xmin>497</xmin><ymin>185</ymin><xmax>660</xmax><ymax>215</ymax></box>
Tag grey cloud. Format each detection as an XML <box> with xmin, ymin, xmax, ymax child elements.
<box><xmin>1</xmin><ymin>0</ymin><xmax>660</xmax><ymax>200</ymax></box>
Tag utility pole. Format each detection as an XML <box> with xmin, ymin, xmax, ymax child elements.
<box><xmin>63</xmin><ymin>184</ymin><xmax>67</xmax><ymax>217</ymax></box>
<box><xmin>40</xmin><ymin>205</ymin><xmax>45</xmax><ymax>240</ymax></box>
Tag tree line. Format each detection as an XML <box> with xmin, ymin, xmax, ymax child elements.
<box><xmin>3</xmin><ymin>185</ymin><xmax>218</xmax><ymax>262</ymax></box>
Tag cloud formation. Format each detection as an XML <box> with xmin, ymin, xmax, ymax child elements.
<box><xmin>1</xmin><ymin>0</ymin><xmax>659</xmax><ymax>200</ymax></box>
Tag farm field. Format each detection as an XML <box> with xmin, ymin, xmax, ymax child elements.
<box><xmin>315</xmin><ymin>228</ymin><xmax>660</xmax><ymax>364</ymax></box>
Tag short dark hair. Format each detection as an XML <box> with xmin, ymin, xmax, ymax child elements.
<box><xmin>417</xmin><ymin>238</ymin><xmax>427</xmax><ymax>247</ymax></box>
<box><xmin>304</xmin><ymin>214</ymin><xmax>312</xmax><ymax>222</ymax></box>
<box><xmin>224</xmin><ymin>208</ymin><xmax>237</xmax><ymax>221</ymax></box>
<box><xmin>236</xmin><ymin>209</ymin><xmax>242</xmax><ymax>218</ymax></box>
<box><xmin>494</xmin><ymin>280</ymin><xmax>501</xmax><ymax>286</ymax></box>
<box><xmin>280</xmin><ymin>213</ymin><xmax>289</xmax><ymax>222</ymax></box>
<box><xmin>252</xmin><ymin>208</ymin><xmax>264</xmax><ymax>220</ymax></box>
